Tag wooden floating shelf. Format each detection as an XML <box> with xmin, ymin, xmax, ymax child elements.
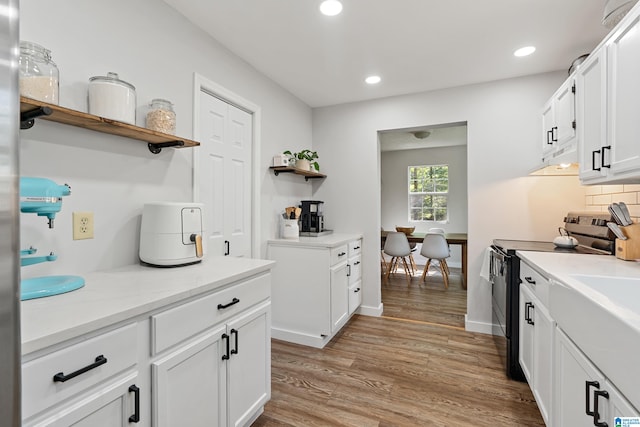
<box><xmin>20</xmin><ymin>97</ymin><xmax>200</xmax><ymax>154</ymax></box>
<box><xmin>270</xmin><ymin>166</ymin><xmax>326</xmax><ymax>181</ymax></box>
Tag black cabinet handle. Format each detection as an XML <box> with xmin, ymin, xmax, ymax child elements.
<box><xmin>218</xmin><ymin>297</ymin><xmax>240</xmax><ymax>310</ymax></box>
<box><xmin>601</xmin><ymin>145</ymin><xmax>611</xmax><ymax>169</ymax></box>
<box><xmin>585</xmin><ymin>380</ymin><xmax>600</xmax><ymax>417</ymax></box>
<box><xmin>524</xmin><ymin>276</ymin><xmax>536</xmax><ymax>285</ymax></box>
<box><xmin>524</xmin><ymin>302</ymin><xmax>535</xmax><ymax>325</ymax></box>
<box><xmin>230</xmin><ymin>329</ymin><xmax>239</xmax><ymax>355</ymax></box>
<box><xmin>222</xmin><ymin>333</ymin><xmax>230</xmax><ymax>360</ymax></box>
<box><xmin>338</xmin><ymin>252</ymin><xmax>346</xmax><ymax>257</ymax></box>
<box><xmin>551</xmin><ymin>126</ymin><xmax>558</xmax><ymax>142</ymax></box>
<box><xmin>353</xmin><ymin>246</ymin><xmax>360</xmax><ymax>250</ymax></box>
<box><xmin>53</xmin><ymin>355</ymin><xmax>107</xmax><ymax>383</ymax></box>
<box><xmin>224</xmin><ymin>240</ymin><xmax>230</xmax><ymax>256</ymax></box>
<box><xmin>592</xmin><ymin>149</ymin><xmax>602</xmax><ymax>171</ymax></box>
<box><xmin>354</xmin><ymin>287</ymin><xmax>361</xmax><ymax>293</ymax></box>
<box><xmin>128</xmin><ymin>385</ymin><xmax>140</xmax><ymax>423</ymax></box>
<box><xmin>593</xmin><ymin>389</ymin><xmax>609</xmax><ymax>427</ymax></box>
<box><xmin>547</xmin><ymin>129</ymin><xmax>553</xmax><ymax>145</ymax></box>
<box><xmin>354</xmin><ymin>261</ymin><xmax>361</xmax><ymax>266</ymax></box>
<box><xmin>347</xmin><ymin>264</ymin><xmax>351</xmax><ymax>276</ymax></box>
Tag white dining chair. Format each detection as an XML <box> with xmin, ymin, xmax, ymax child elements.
<box><xmin>383</xmin><ymin>231</ymin><xmax>412</xmax><ymax>284</ymax></box>
<box><xmin>420</xmin><ymin>232</ymin><xmax>451</xmax><ymax>288</ymax></box>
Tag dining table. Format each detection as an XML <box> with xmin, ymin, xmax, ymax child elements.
<box><xmin>381</xmin><ymin>231</ymin><xmax>468</xmax><ymax>289</ymax></box>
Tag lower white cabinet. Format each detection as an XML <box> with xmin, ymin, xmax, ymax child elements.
<box><xmin>152</xmin><ymin>301</ymin><xmax>270</xmax><ymax>427</ymax></box>
<box><xmin>22</xmin><ymin>270</ymin><xmax>272</xmax><ymax>427</ymax></box>
<box><xmin>267</xmin><ymin>234</ymin><xmax>362</xmax><ymax>348</ymax></box>
<box><xmin>554</xmin><ymin>328</ymin><xmax>639</xmax><ymax>426</ymax></box>
<box><xmin>519</xmin><ymin>262</ymin><xmax>554</xmax><ymax>426</ymax></box>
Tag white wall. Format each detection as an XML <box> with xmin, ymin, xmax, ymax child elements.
<box><xmin>312</xmin><ymin>72</ymin><xmax>587</xmax><ymax>332</ymax></box>
<box><xmin>19</xmin><ymin>0</ymin><xmax>313</xmax><ymax>278</ymax></box>
<box><xmin>381</xmin><ymin>145</ymin><xmax>467</xmax><ymax>267</ymax></box>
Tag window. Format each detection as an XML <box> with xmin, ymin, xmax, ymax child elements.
<box><xmin>408</xmin><ymin>164</ymin><xmax>448</xmax><ymax>222</ymax></box>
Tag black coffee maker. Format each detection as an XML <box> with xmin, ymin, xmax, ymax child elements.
<box><xmin>300</xmin><ymin>200</ymin><xmax>324</xmax><ymax>233</ymax></box>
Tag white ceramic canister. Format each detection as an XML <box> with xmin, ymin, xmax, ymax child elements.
<box><xmin>88</xmin><ymin>72</ymin><xmax>136</xmax><ymax>124</ymax></box>
<box><xmin>282</xmin><ymin>219</ymin><xmax>299</xmax><ymax>239</ymax></box>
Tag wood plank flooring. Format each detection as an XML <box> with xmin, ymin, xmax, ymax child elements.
<box><xmin>381</xmin><ymin>264</ymin><xmax>467</xmax><ymax>328</ymax></box>
<box><xmin>254</xmin><ymin>315</ymin><xmax>544</xmax><ymax>426</ymax></box>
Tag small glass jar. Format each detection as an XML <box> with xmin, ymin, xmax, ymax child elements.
<box><xmin>19</xmin><ymin>41</ymin><xmax>60</xmax><ymax>104</ymax></box>
<box><xmin>88</xmin><ymin>72</ymin><xmax>136</xmax><ymax>125</ymax></box>
<box><xmin>146</xmin><ymin>98</ymin><xmax>176</xmax><ymax>135</ymax></box>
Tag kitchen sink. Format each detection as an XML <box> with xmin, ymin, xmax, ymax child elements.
<box><xmin>550</xmin><ymin>274</ymin><xmax>640</xmax><ymax>410</ymax></box>
<box><xmin>569</xmin><ymin>274</ymin><xmax>640</xmax><ymax>315</ymax></box>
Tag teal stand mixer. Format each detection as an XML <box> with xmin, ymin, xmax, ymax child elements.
<box><xmin>20</xmin><ymin>177</ymin><xmax>85</xmax><ymax>300</ymax></box>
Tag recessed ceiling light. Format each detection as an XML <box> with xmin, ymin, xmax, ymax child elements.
<box><xmin>365</xmin><ymin>75</ymin><xmax>381</xmax><ymax>85</ymax></box>
<box><xmin>319</xmin><ymin>0</ymin><xmax>343</xmax><ymax>16</ymax></box>
<box><xmin>514</xmin><ymin>46</ymin><xmax>536</xmax><ymax>57</ymax></box>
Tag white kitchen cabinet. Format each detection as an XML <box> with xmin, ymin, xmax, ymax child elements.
<box><xmin>22</xmin><ymin>323</ymin><xmax>142</xmax><ymax>426</ymax></box>
<box><xmin>541</xmin><ymin>77</ymin><xmax>576</xmax><ymax>162</ymax></box>
<box><xmin>554</xmin><ymin>328</ymin><xmax>639</xmax><ymax>427</ymax></box>
<box><xmin>518</xmin><ymin>261</ymin><xmax>554</xmax><ymax>426</ymax></box>
<box><xmin>267</xmin><ymin>234</ymin><xmax>362</xmax><ymax>348</ymax></box>
<box><xmin>22</xmin><ymin>260</ymin><xmax>273</xmax><ymax>427</ymax></box>
<box><xmin>577</xmin><ymin>48</ymin><xmax>609</xmax><ymax>182</ymax></box>
<box><xmin>577</xmin><ymin>5</ymin><xmax>640</xmax><ymax>184</ymax></box>
<box><xmin>152</xmin><ymin>301</ymin><xmax>270</xmax><ymax>427</ymax></box>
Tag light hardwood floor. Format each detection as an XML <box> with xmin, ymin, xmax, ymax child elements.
<box><xmin>381</xmin><ymin>263</ymin><xmax>467</xmax><ymax>328</ymax></box>
<box><xmin>254</xmin><ymin>315</ymin><xmax>543</xmax><ymax>426</ymax></box>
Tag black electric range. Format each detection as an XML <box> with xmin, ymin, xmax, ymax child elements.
<box><xmin>489</xmin><ymin>213</ymin><xmax>615</xmax><ymax>381</ymax></box>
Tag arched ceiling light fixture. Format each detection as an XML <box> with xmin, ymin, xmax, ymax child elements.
<box><xmin>412</xmin><ymin>131</ymin><xmax>431</xmax><ymax>139</ymax></box>
<box><xmin>319</xmin><ymin>0</ymin><xmax>343</xmax><ymax>16</ymax></box>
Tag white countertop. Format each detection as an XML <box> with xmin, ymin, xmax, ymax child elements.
<box><xmin>21</xmin><ymin>256</ymin><xmax>274</xmax><ymax>355</ymax></box>
<box><xmin>268</xmin><ymin>232</ymin><xmax>362</xmax><ymax>248</ymax></box>
<box><xmin>516</xmin><ymin>251</ymin><xmax>640</xmax><ymax>331</ymax></box>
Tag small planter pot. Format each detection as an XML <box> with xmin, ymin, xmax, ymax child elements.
<box><xmin>296</xmin><ymin>159</ymin><xmax>310</xmax><ymax>170</ymax></box>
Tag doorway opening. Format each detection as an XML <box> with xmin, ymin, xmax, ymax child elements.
<box><xmin>379</xmin><ymin>122</ymin><xmax>468</xmax><ymax>329</ymax></box>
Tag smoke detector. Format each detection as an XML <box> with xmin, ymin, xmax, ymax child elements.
<box><xmin>603</xmin><ymin>0</ymin><xmax>638</xmax><ymax>29</ymax></box>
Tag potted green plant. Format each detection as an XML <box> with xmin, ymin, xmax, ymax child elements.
<box><xmin>283</xmin><ymin>149</ymin><xmax>319</xmax><ymax>171</ymax></box>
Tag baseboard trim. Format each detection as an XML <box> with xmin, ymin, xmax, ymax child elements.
<box><xmin>464</xmin><ymin>315</ymin><xmax>495</xmax><ymax>335</ymax></box>
<box><xmin>357</xmin><ymin>303</ymin><xmax>383</xmax><ymax>317</ymax></box>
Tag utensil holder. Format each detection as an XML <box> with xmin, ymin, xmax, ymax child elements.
<box><xmin>615</xmin><ymin>223</ymin><xmax>640</xmax><ymax>260</ymax></box>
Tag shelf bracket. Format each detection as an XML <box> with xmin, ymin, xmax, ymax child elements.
<box><xmin>20</xmin><ymin>106</ymin><xmax>53</xmax><ymax>129</ymax></box>
<box><xmin>147</xmin><ymin>140</ymin><xmax>185</xmax><ymax>154</ymax></box>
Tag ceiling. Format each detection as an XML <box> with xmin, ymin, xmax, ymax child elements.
<box><xmin>379</xmin><ymin>123</ymin><xmax>467</xmax><ymax>152</ymax></box>
<box><xmin>164</xmin><ymin>0</ymin><xmax>611</xmax><ymax>108</ymax></box>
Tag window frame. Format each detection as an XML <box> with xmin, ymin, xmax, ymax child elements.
<box><xmin>407</xmin><ymin>164</ymin><xmax>449</xmax><ymax>223</ymax></box>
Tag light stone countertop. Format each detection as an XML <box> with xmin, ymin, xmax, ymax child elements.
<box><xmin>516</xmin><ymin>251</ymin><xmax>640</xmax><ymax>331</ymax></box>
<box><xmin>267</xmin><ymin>232</ymin><xmax>363</xmax><ymax>248</ymax></box>
<box><xmin>21</xmin><ymin>256</ymin><xmax>274</xmax><ymax>355</ymax></box>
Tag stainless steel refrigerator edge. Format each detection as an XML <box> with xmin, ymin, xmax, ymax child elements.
<box><xmin>0</xmin><ymin>0</ymin><xmax>22</xmax><ymax>424</ymax></box>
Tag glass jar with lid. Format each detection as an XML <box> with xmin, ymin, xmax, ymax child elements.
<box><xmin>146</xmin><ymin>98</ymin><xmax>176</xmax><ymax>135</ymax></box>
<box><xmin>88</xmin><ymin>72</ymin><xmax>136</xmax><ymax>125</ymax></box>
<box><xmin>19</xmin><ymin>41</ymin><xmax>60</xmax><ymax>104</ymax></box>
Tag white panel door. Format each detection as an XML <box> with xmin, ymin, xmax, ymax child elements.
<box><xmin>197</xmin><ymin>91</ymin><xmax>252</xmax><ymax>258</ymax></box>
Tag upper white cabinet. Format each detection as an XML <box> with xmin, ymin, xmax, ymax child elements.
<box><xmin>541</xmin><ymin>77</ymin><xmax>576</xmax><ymax>162</ymax></box>
<box><xmin>577</xmin><ymin>5</ymin><xmax>640</xmax><ymax>184</ymax></box>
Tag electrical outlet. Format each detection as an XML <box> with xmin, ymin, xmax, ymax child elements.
<box><xmin>72</xmin><ymin>212</ymin><xmax>94</xmax><ymax>240</ymax></box>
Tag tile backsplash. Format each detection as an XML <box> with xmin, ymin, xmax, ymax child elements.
<box><xmin>585</xmin><ymin>184</ymin><xmax>640</xmax><ymax>222</ymax></box>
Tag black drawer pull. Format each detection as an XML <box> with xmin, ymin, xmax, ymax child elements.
<box><xmin>231</xmin><ymin>328</ymin><xmax>239</xmax><ymax>356</ymax></box>
<box><xmin>353</xmin><ymin>246</ymin><xmax>360</xmax><ymax>250</ymax></box>
<box><xmin>338</xmin><ymin>252</ymin><xmax>346</xmax><ymax>257</ymax></box>
<box><xmin>53</xmin><ymin>355</ymin><xmax>107</xmax><ymax>383</ymax></box>
<box><xmin>218</xmin><ymin>297</ymin><xmax>240</xmax><ymax>310</ymax></box>
<box><xmin>347</xmin><ymin>264</ymin><xmax>351</xmax><ymax>277</ymax></box>
<box><xmin>129</xmin><ymin>384</ymin><xmax>140</xmax><ymax>423</ymax></box>
<box><xmin>354</xmin><ymin>261</ymin><xmax>361</xmax><ymax>266</ymax></box>
<box><xmin>354</xmin><ymin>288</ymin><xmax>361</xmax><ymax>293</ymax></box>
<box><xmin>524</xmin><ymin>276</ymin><xmax>536</xmax><ymax>285</ymax></box>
